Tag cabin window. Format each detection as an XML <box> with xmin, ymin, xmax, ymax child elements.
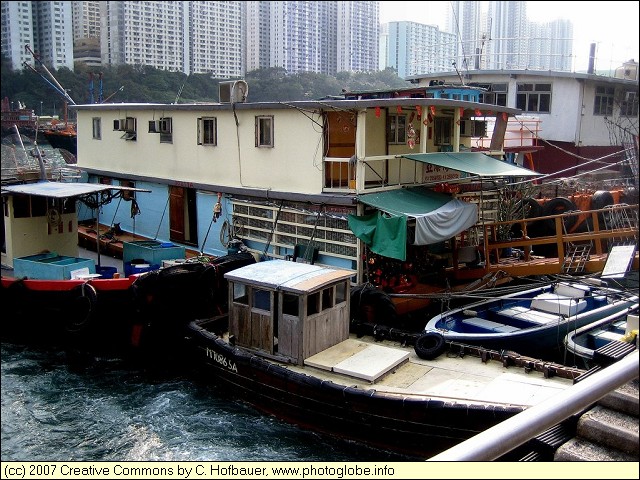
<box><xmin>321</xmin><ymin>287</ymin><xmax>334</xmax><ymax>310</ymax></box>
<box><xmin>255</xmin><ymin>116</ymin><xmax>274</xmax><ymax>148</ymax></box>
<box><xmin>282</xmin><ymin>293</ymin><xmax>299</xmax><ymax>316</ymax></box>
<box><xmin>387</xmin><ymin>114</ymin><xmax>407</xmax><ymax>144</ymax></box>
<box><xmin>253</xmin><ymin>289</ymin><xmax>271</xmax><ymax>311</ymax></box>
<box><xmin>197</xmin><ymin>117</ymin><xmax>217</xmax><ymax>145</ymax></box>
<box><xmin>336</xmin><ymin>282</ymin><xmax>347</xmax><ymax>305</ymax></box>
<box><xmin>307</xmin><ymin>292</ymin><xmax>320</xmax><ymax>316</ymax></box>
<box><xmin>92</xmin><ymin>117</ymin><xmax>101</xmax><ymax>139</ymax></box>
<box><xmin>621</xmin><ymin>91</ymin><xmax>639</xmax><ymax>116</ymax></box>
<box><xmin>593</xmin><ymin>86</ymin><xmax>615</xmax><ymax>115</ymax></box>
<box><xmin>516</xmin><ymin>83</ymin><xmax>551</xmax><ymax>113</ymax></box>
<box><xmin>434</xmin><ymin>117</ymin><xmax>452</xmax><ymax>145</ymax></box>
<box><xmin>232</xmin><ymin>283</ymin><xmax>248</xmax><ymax>305</ymax></box>
<box><xmin>478</xmin><ymin>83</ymin><xmax>508</xmax><ymax>106</ymax></box>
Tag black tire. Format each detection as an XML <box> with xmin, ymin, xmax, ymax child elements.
<box><xmin>414</xmin><ymin>331</ymin><xmax>446</xmax><ymax>360</ymax></box>
<box><xmin>65</xmin><ymin>284</ymin><xmax>98</xmax><ymax>333</ymax></box>
<box><xmin>591</xmin><ymin>190</ymin><xmax>614</xmax><ymax>210</ymax></box>
<box><xmin>350</xmin><ymin>285</ymin><xmax>397</xmax><ymax>325</ymax></box>
<box><xmin>543</xmin><ymin>197</ymin><xmax>577</xmax><ymax>233</ymax></box>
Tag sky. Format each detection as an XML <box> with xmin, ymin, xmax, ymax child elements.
<box><xmin>379</xmin><ymin>1</ymin><xmax>640</xmax><ymax>72</ymax></box>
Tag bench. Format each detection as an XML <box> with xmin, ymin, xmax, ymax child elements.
<box><xmin>497</xmin><ymin>306</ymin><xmax>561</xmax><ymax>325</ymax></box>
<box><xmin>461</xmin><ymin>317</ymin><xmax>520</xmax><ymax>333</ymax></box>
<box><xmin>530</xmin><ymin>293</ymin><xmax>587</xmax><ymax>317</ymax></box>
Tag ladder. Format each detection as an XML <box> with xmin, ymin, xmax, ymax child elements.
<box><xmin>622</xmin><ymin>141</ymin><xmax>639</xmax><ymax>188</ymax></box>
<box><xmin>602</xmin><ymin>204</ymin><xmax>638</xmax><ymax>247</ymax></box>
<box><xmin>562</xmin><ymin>243</ymin><xmax>591</xmax><ymax>274</ymax></box>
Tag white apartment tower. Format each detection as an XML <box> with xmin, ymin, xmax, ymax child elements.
<box><xmin>245</xmin><ymin>1</ymin><xmax>271</xmax><ymax>72</ymax></box>
<box><xmin>100</xmin><ymin>1</ymin><xmax>186</xmax><ymax>73</ymax></box>
<box><xmin>1</xmin><ymin>1</ymin><xmax>35</xmax><ymax>71</ymax></box>
<box><xmin>336</xmin><ymin>1</ymin><xmax>378</xmax><ymax>73</ymax></box>
<box><xmin>383</xmin><ymin>21</ymin><xmax>456</xmax><ymax>78</ymax></box>
<box><xmin>1</xmin><ymin>1</ymin><xmax>73</xmax><ymax>71</ymax></box>
<box><xmin>528</xmin><ymin>19</ymin><xmax>573</xmax><ymax>71</ymax></box>
<box><xmin>486</xmin><ymin>1</ymin><xmax>528</xmax><ymax>69</ymax></box>
<box><xmin>72</xmin><ymin>0</ymin><xmax>100</xmax><ymax>40</ymax></box>
<box><xmin>188</xmin><ymin>1</ymin><xmax>244</xmax><ymax>77</ymax></box>
<box><xmin>446</xmin><ymin>1</ymin><xmax>484</xmax><ymax>71</ymax></box>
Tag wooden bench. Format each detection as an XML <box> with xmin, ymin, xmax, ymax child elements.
<box><xmin>461</xmin><ymin>317</ymin><xmax>520</xmax><ymax>333</ymax></box>
<box><xmin>497</xmin><ymin>306</ymin><xmax>561</xmax><ymax>325</ymax></box>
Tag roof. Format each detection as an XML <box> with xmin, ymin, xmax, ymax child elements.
<box><xmin>1</xmin><ymin>181</ymin><xmax>150</xmax><ymax>198</ymax></box>
<box><xmin>224</xmin><ymin>260</ymin><xmax>354</xmax><ymax>294</ymax></box>
<box><xmin>401</xmin><ymin>152</ymin><xmax>541</xmax><ymax>177</ymax></box>
<box><xmin>356</xmin><ymin>186</ymin><xmax>452</xmax><ymax>217</ymax></box>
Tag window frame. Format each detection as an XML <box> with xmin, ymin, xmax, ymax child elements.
<box><xmin>387</xmin><ymin>114</ymin><xmax>407</xmax><ymax>144</ymax></box>
<box><xmin>593</xmin><ymin>86</ymin><xmax>615</xmax><ymax>116</ymax></box>
<box><xmin>478</xmin><ymin>83</ymin><xmax>508</xmax><ymax>106</ymax></box>
<box><xmin>255</xmin><ymin>115</ymin><xmax>274</xmax><ymax>148</ymax></box>
<box><xmin>92</xmin><ymin>117</ymin><xmax>101</xmax><ymax>139</ymax></box>
<box><xmin>516</xmin><ymin>83</ymin><xmax>552</xmax><ymax>113</ymax></box>
<box><xmin>159</xmin><ymin>117</ymin><xmax>172</xmax><ymax>143</ymax></box>
<box><xmin>197</xmin><ymin>117</ymin><xmax>218</xmax><ymax>146</ymax></box>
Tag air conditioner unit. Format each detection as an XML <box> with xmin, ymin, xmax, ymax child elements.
<box><xmin>218</xmin><ymin>80</ymin><xmax>248</xmax><ymax>104</ymax></box>
<box><xmin>113</xmin><ymin>119</ymin><xmax>126</xmax><ymax>130</ymax></box>
<box><xmin>124</xmin><ymin>117</ymin><xmax>136</xmax><ymax>133</ymax></box>
<box><xmin>148</xmin><ymin>120</ymin><xmax>160</xmax><ymax>133</ymax></box>
<box><xmin>159</xmin><ymin>118</ymin><xmax>172</xmax><ymax>134</ymax></box>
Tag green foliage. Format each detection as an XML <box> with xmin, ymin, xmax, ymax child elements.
<box><xmin>1</xmin><ymin>56</ymin><xmax>411</xmax><ymax>115</ymax></box>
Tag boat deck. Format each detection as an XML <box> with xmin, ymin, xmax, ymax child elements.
<box><xmin>292</xmin><ymin>335</ymin><xmax>578</xmax><ymax>407</ymax></box>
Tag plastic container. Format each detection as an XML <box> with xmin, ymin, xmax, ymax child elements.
<box><xmin>95</xmin><ymin>265</ymin><xmax>118</xmax><ymax>279</ymax></box>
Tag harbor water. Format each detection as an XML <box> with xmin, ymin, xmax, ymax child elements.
<box><xmin>1</xmin><ymin>341</ymin><xmax>409</xmax><ymax>462</ymax></box>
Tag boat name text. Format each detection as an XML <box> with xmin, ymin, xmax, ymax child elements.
<box><xmin>205</xmin><ymin>348</ymin><xmax>238</xmax><ymax>372</ymax></box>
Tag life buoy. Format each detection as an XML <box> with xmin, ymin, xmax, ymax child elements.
<box><xmin>414</xmin><ymin>331</ymin><xmax>446</xmax><ymax>360</ymax></box>
<box><xmin>543</xmin><ymin>197</ymin><xmax>577</xmax><ymax>233</ymax></box>
<box><xmin>65</xmin><ymin>283</ymin><xmax>97</xmax><ymax>333</ymax></box>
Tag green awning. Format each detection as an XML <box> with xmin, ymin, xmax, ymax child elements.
<box><xmin>402</xmin><ymin>152</ymin><xmax>541</xmax><ymax>177</ymax></box>
<box><xmin>348</xmin><ymin>187</ymin><xmax>478</xmax><ymax>261</ymax></box>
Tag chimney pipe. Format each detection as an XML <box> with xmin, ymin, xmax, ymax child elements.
<box><xmin>587</xmin><ymin>43</ymin><xmax>596</xmax><ymax>74</ymax></box>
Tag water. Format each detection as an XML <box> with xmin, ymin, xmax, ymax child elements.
<box><xmin>1</xmin><ymin>341</ymin><xmax>409</xmax><ymax>462</ymax></box>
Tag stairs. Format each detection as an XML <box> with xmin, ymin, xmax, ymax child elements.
<box><xmin>553</xmin><ymin>378</ymin><xmax>639</xmax><ymax>461</ymax></box>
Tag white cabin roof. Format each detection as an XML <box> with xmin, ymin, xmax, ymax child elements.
<box><xmin>224</xmin><ymin>259</ymin><xmax>354</xmax><ymax>294</ymax></box>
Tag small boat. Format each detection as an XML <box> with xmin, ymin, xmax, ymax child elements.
<box><xmin>564</xmin><ymin>308</ymin><xmax>639</xmax><ymax>369</ymax></box>
<box><xmin>423</xmin><ymin>280</ymin><xmax>639</xmax><ymax>360</ymax></box>
<box><xmin>184</xmin><ymin>260</ymin><xmax>585</xmax><ymax>459</ymax></box>
<box><xmin>42</xmin><ymin>122</ymin><xmax>77</xmax><ymax>155</ymax></box>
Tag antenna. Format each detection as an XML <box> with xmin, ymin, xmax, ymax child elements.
<box><xmin>452</xmin><ymin>61</ymin><xmax>464</xmax><ymax>85</ymax></box>
<box><xmin>175</xmin><ymin>74</ymin><xmax>188</xmax><ymax>104</ymax></box>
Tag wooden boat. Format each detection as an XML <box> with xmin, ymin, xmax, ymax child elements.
<box><xmin>184</xmin><ymin>260</ymin><xmax>585</xmax><ymax>459</ymax></box>
<box><xmin>564</xmin><ymin>308</ymin><xmax>639</xmax><ymax>369</ymax></box>
<box><xmin>423</xmin><ymin>280</ymin><xmax>639</xmax><ymax>360</ymax></box>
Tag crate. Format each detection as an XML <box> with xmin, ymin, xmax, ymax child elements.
<box><xmin>123</xmin><ymin>240</ymin><xmax>185</xmax><ymax>265</ymax></box>
<box><xmin>13</xmin><ymin>252</ymin><xmax>96</xmax><ymax>280</ymax></box>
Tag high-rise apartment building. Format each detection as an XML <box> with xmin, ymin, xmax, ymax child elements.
<box><xmin>446</xmin><ymin>1</ymin><xmax>484</xmax><ymax>71</ymax></box>
<box><xmin>336</xmin><ymin>1</ymin><xmax>378</xmax><ymax>73</ymax></box>
<box><xmin>72</xmin><ymin>0</ymin><xmax>100</xmax><ymax>41</ymax></box>
<box><xmin>381</xmin><ymin>21</ymin><xmax>456</xmax><ymax>78</ymax></box>
<box><xmin>1</xmin><ymin>1</ymin><xmax>35</xmax><ymax>71</ymax></box>
<box><xmin>486</xmin><ymin>0</ymin><xmax>528</xmax><ymax>70</ymax></box>
<box><xmin>245</xmin><ymin>1</ymin><xmax>271</xmax><ymax>72</ymax></box>
<box><xmin>1</xmin><ymin>0</ymin><xmax>73</xmax><ymax>71</ymax></box>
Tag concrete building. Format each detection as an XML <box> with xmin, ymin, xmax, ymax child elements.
<box><xmin>1</xmin><ymin>1</ymin><xmax>35</xmax><ymax>71</ymax></box>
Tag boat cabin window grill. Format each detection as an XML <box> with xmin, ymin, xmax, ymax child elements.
<box><xmin>197</xmin><ymin>117</ymin><xmax>217</xmax><ymax>146</ymax></box>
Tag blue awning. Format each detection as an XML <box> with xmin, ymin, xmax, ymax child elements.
<box><xmin>402</xmin><ymin>151</ymin><xmax>541</xmax><ymax>177</ymax></box>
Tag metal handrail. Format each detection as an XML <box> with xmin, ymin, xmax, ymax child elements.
<box><xmin>427</xmin><ymin>350</ymin><xmax>639</xmax><ymax>461</ymax></box>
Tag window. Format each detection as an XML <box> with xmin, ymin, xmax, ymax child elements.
<box><xmin>92</xmin><ymin>117</ymin><xmax>101</xmax><ymax>139</ymax></box>
<box><xmin>232</xmin><ymin>283</ymin><xmax>248</xmax><ymax>305</ymax></box>
<box><xmin>387</xmin><ymin>114</ymin><xmax>407</xmax><ymax>144</ymax></box>
<box><xmin>594</xmin><ymin>86</ymin><xmax>615</xmax><ymax>115</ymax></box>
<box><xmin>197</xmin><ymin>117</ymin><xmax>217</xmax><ymax>145</ymax></box>
<box><xmin>253</xmin><ymin>289</ymin><xmax>271</xmax><ymax>311</ymax></box>
<box><xmin>255</xmin><ymin>115</ymin><xmax>274</xmax><ymax>147</ymax></box>
<box><xmin>479</xmin><ymin>83</ymin><xmax>508</xmax><ymax>106</ymax></box>
<box><xmin>159</xmin><ymin>117</ymin><xmax>172</xmax><ymax>143</ymax></box>
<box><xmin>120</xmin><ymin>117</ymin><xmax>137</xmax><ymax>141</ymax></box>
<box><xmin>516</xmin><ymin>83</ymin><xmax>551</xmax><ymax>113</ymax></box>
<box><xmin>434</xmin><ymin>117</ymin><xmax>452</xmax><ymax>145</ymax></box>
<box><xmin>621</xmin><ymin>91</ymin><xmax>639</xmax><ymax>117</ymax></box>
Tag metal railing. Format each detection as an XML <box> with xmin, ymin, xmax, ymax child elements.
<box><xmin>427</xmin><ymin>350</ymin><xmax>639</xmax><ymax>461</ymax></box>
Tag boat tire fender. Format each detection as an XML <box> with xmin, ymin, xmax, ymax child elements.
<box><xmin>591</xmin><ymin>190</ymin><xmax>614</xmax><ymax>210</ymax></box>
<box><xmin>66</xmin><ymin>283</ymin><xmax>97</xmax><ymax>333</ymax></box>
<box><xmin>414</xmin><ymin>331</ymin><xmax>446</xmax><ymax>360</ymax></box>
<box><xmin>543</xmin><ymin>197</ymin><xmax>577</xmax><ymax>232</ymax></box>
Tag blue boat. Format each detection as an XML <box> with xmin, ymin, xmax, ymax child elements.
<box><xmin>423</xmin><ymin>280</ymin><xmax>639</xmax><ymax>359</ymax></box>
<box><xmin>564</xmin><ymin>307</ymin><xmax>638</xmax><ymax>369</ymax></box>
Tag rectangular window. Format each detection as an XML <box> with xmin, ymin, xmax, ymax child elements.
<box><xmin>253</xmin><ymin>289</ymin><xmax>271</xmax><ymax>311</ymax></box>
<box><xmin>159</xmin><ymin>117</ymin><xmax>172</xmax><ymax>143</ymax></box>
<box><xmin>479</xmin><ymin>83</ymin><xmax>508</xmax><ymax>106</ymax></box>
<box><xmin>387</xmin><ymin>114</ymin><xmax>407</xmax><ymax>144</ymax></box>
<box><xmin>434</xmin><ymin>117</ymin><xmax>452</xmax><ymax>145</ymax></box>
<box><xmin>594</xmin><ymin>86</ymin><xmax>615</xmax><ymax>115</ymax></box>
<box><xmin>92</xmin><ymin>117</ymin><xmax>101</xmax><ymax>139</ymax></box>
<box><xmin>516</xmin><ymin>83</ymin><xmax>551</xmax><ymax>113</ymax></box>
<box><xmin>232</xmin><ymin>283</ymin><xmax>248</xmax><ymax>305</ymax></box>
<box><xmin>255</xmin><ymin>115</ymin><xmax>274</xmax><ymax>147</ymax></box>
<box><xmin>621</xmin><ymin>91</ymin><xmax>638</xmax><ymax>116</ymax></box>
<box><xmin>197</xmin><ymin>117</ymin><xmax>217</xmax><ymax>145</ymax></box>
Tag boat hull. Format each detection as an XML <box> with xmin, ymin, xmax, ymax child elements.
<box><xmin>425</xmin><ymin>283</ymin><xmax>639</xmax><ymax>360</ymax></box>
<box><xmin>185</xmin><ymin>320</ymin><xmax>526</xmax><ymax>459</ymax></box>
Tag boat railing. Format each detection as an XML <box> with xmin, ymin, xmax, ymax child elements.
<box><xmin>477</xmin><ymin>203</ymin><xmax>639</xmax><ymax>271</ymax></box>
<box><xmin>427</xmin><ymin>350</ymin><xmax>639</xmax><ymax>461</ymax></box>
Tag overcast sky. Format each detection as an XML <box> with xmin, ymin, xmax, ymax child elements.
<box><xmin>378</xmin><ymin>1</ymin><xmax>640</xmax><ymax>72</ymax></box>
